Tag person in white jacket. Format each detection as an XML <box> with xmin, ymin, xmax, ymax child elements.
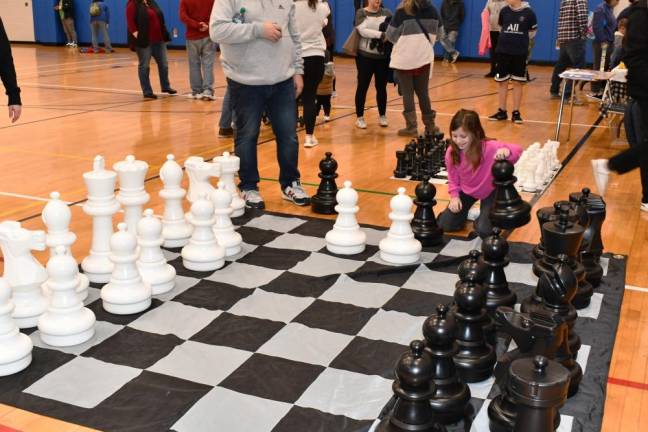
<box><xmin>294</xmin><ymin>0</ymin><xmax>330</xmax><ymax>148</ymax></box>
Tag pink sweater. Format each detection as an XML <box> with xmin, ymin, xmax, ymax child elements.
<box><xmin>445</xmin><ymin>140</ymin><xmax>522</xmax><ymax>200</ymax></box>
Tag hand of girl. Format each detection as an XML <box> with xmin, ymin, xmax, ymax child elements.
<box><xmin>449</xmin><ymin>197</ymin><xmax>462</xmax><ymax>213</ymax></box>
<box><xmin>495</xmin><ymin>147</ymin><xmax>511</xmax><ymax>160</ymax></box>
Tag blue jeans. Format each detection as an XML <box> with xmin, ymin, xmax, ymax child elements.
<box><xmin>186</xmin><ymin>37</ymin><xmax>216</xmax><ymax>94</ymax></box>
<box><xmin>439</xmin><ymin>26</ymin><xmax>459</xmax><ymax>58</ymax></box>
<box><xmin>550</xmin><ymin>39</ymin><xmax>586</xmax><ymax>97</ymax></box>
<box><xmin>219</xmin><ymin>85</ymin><xmax>234</xmax><ymax>129</ymax></box>
<box><xmin>228</xmin><ymin>77</ymin><xmax>300</xmax><ymax>191</ymax></box>
<box><xmin>136</xmin><ymin>42</ymin><xmax>171</xmax><ymax>95</ymax></box>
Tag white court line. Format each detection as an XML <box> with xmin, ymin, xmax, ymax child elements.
<box><xmin>15</xmin><ymin>56</ymin><xmax>133</xmax><ymax>73</ymax></box>
<box><xmin>20</xmin><ymin>82</ymin><xmax>144</xmax><ymax>95</ymax></box>
<box><xmin>625</xmin><ymin>285</ymin><xmax>648</xmax><ymax>293</ymax></box>
<box><xmin>19</xmin><ymin>61</ymin><xmax>138</xmax><ymax>80</ymax></box>
<box><xmin>0</xmin><ymin>191</ymin><xmax>73</xmax><ymax>204</ymax></box>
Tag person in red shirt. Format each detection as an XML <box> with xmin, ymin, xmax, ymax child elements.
<box><xmin>126</xmin><ymin>0</ymin><xmax>177</xmax><ymax>99</ymax></box>
<box><xmin>180</xmin><ymin>0</ymin><xmax>216</xmax><ymax>100</ymax></box>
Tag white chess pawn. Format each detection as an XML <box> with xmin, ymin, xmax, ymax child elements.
<box><xmin>547</xmin><ymin>140</ymin><xmax>561</xmax><ymax>171</ymax></box>
<box><xmin>379</xmin><ymin>187</ymin><xmax>422</xmax><ymax>264</ymax></box>
<box><xmin>0</xmin><ymin>222</ymin><xmax>48</xmax><ymax>329</ymax></box>
<box><xmin>325</xmin><ymin>181</ymin><xmax>366</xmax><ymax>255</ymax></box>
<box><xmin>114</xmin><ymin>155</ymin><xmax>150</xmax><ymax>235</ymax></box>
<box><xmin>182</xmin><ymin>195</ymin><xmax>225</xmax><ymax>271</ymax></box>
<box><xmin>184</xmin><ymin>156</ymin><xmax>220</xmax><ymax>203</ymax></box>
<box><xmin>213</xmin><ymin>152</ymin><xmax>245</xmax><ymax>217</ymax></box>
<box><xmin>211</xmin><ymin>182</ymin><xmax>242</xmax><ymax>257</ymax></box>
<box><xmin>514</xmin><ymin>152</ymin><xmax>528</xmax><ymax>190</ymax></box>
<box><xmin>42</xmin><ymin>191</ymin><xmax>89</xmax><ymax>302</ymax></box>
<box><xmin>82</xmin><ymin>156</ymin><xmax>120</xmax><ymax>283</ymax></box>
<box><xmin>159</xmin><ymin>154</ymin><xmax>193</xmax><ymax>247</ymax></box>
<box><xmin>534</xmin><ymin>157</ymin><xmax>547</xmax><ymax>190</ymax></box>
<box><xmin>101</xmin><ymin>223</ymin><xmax>152</xmax><ymax>315</ymax></box>
<box><xmin>0</xmin><ymin>277</ymin><xmax>32</xmax><ymax>376</ymax></box>
<box><xmin>38</xmin><ymin>246</ymin><xmax>96</xmax><ymax>347</ymax></box>
<box><xmin>137</xmin><ymin>209</ymin><xmax>176</xmax><ymax>295</ymax></box>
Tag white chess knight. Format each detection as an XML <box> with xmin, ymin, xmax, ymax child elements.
<box><xmin>379</xmin><ymin>187</ymin><xmax>422</xmax><ymax>264</ymax></box>
<box><xmin>82</xmin><ymin>155</ymin><xmax>121</xmax><ymax>283</ymax></box>
<box><xmin>325</xmin><ymin>181</ymin><xmax>366</xmax><ymax>255</ymax></box>
<box><xmin>0</xmin><ymin>277</ymin><xmax>33</xmax><ymax>376</ymax></box>
<box><xmin>185</xmin><ymin>156</ymin><xmax>220</xmax><ymax>203</ymax></box>
<box><xmin>38</xmin><ymin>246</ymin><xmax>96</xmax><ymax>347</ymax></box>
<box><xmin>211</xmin><ymin>182</ymin><xmax>242</xmax><ymax>257</ymax></box>
<box><xmin>0</xmin><ymin>221</ymin><xmax>49</xmax><ymax>329</ymax></box>
<box><xmin>114</xmin><ymin>155</ymin><xmax>150</xmax><ymax>235</ymax></box>
<box><xmin>213</xmin><ymin>152</ymin><xmax>245</xmax><ymax>217</ymax></box>
<box><xmin>137</xmin><ymin>209</ymin><xmax>176</xmax><ymax>295</ymax></box>
<box><xmin>101</xmin><ymin>223</ymin><xmax>152</xmax><ymax>315</ymax></box>
<box><xmin>182</xmin><ymin>194</ymin><xmax>225</xmax><ymax>271</ymax></box>
<box><xmin>41</xmin><ymin>191</ymin><xmax>89</xmax><ymax>301</ymax></box>
<box><xmin>159</xmin><ymin>154</ymin><xmax>193</xmax><ymax>247</ymax></box>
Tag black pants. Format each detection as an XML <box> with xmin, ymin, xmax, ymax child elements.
<box><xmin>302</xmin><ymin>56</ymin><xmax>325</xmax><ymax>135</ymax></box>
<box><xmin>591</xmin><ymin>42</ymin><xmax>611</xmax><ymax>94</ymax></box>
<box><xmin>437</xmin><ymin>190</ymin><xmax>496</xmax><ymax>238</ymax></box>
<box><xmin>489</xmin><ymin>31</ymin><xmax>499</xmax><ymax>74</ymax></box>
<box><xmin>355</xmin><ymin>54</ymin><xmax>389</xmax><ymax>118</ymax></box>
<box><xmin>608</xmin><ymin>98</ymin><xmax>648</xmax><ymax>203</ymax></box>
<box><xmin>316</xmin><ymin>94</ymin><xmax>332</xmax><ymax>116</ymax></box>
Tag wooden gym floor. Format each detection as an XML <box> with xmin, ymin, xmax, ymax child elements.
<box><xmin>0</xmin><ymin>45</ymin><xmax>646</xmax><ymax>431</ymax></box>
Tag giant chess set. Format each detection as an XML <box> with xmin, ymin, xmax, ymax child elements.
<box><xmin>0</xmin><ymin>151</ymin><xmax>623</xmax><ymax>432</ymax></box>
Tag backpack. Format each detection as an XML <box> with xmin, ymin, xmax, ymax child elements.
<box><xmin>90</xmin><ymin>2</ymin><xmax>101</xmax><ymax>17</ymax></box>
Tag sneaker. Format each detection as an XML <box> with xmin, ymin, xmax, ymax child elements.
<box><xmin>190</xmin><ymin>92</ymin><xmax>201</xmax><ymax>99</ymax></box>
<box><xmin>242</xmin><ymin>189</ymin><xmax>265</xmax><ymax>209</ymax></box>
<box><xmin>572</xmin><ymin>97</ymin><xmax>584</xmax><ymax>106</ymax></box>
<box><xmin>450</xmin><ymin>51</ymin><xmax>460</xmax><ymax>64</ymax></box>
<box><xmin>587</xmin><ymin>92</ymin><xmax>603</xmax><ymax>101</ymax></box>
<box><xmin>332</xmin><ymin>90</ymin><xmax>337</xmax><ymax>98</ymax></box>
<box><xmin>218</xmin><ymin>127</ymin><xmax>234</xmax><ymax>137</ymax></box>
<box><xmin>143</xmin><ymin>93</ymin><xmax>157</xmax><ymax>100</ymax></box>
<box><xmin>304</xmin><ymin>135</ymin><xmax>319</xmax><ymax>148</ymax></box>
<box><xmin>162</xmin><ymin>88</ymin><xmax>178</xmax><ymax>95</ymax></box>
<box><xmin>355</xmin><ymin>117</ymin><xmax>367</xmax><ymax>129</ymax></box>
<box><xmin>70</xmin><ymin>42</ymin><xmax>77</xmax><ymax>48</ymax></box>
<box><xmin>379</xmin><ymin>115</ymin><xmax>388</xmax><ymax>127</ymax></box>
<box><xmin>201</xmin><ymin>90</ymin><xmax>216</xmax><ymax>101</ymax></box>
<box><xmin>488</xmin><ymin>109</ymin><xmax>508</xmax><ymax>121</ymax></box>
<box><xmin>65</xmin><ymin>42</ymin><xmax>72</xmax><ymax>47</ymax></box>
<box><xmin>511</xmin><ymin>110</ymin><xmax>523</xmax><ymax>124</ymax></box>
<box><xmin>282</xmin><ymin>180</ymin><xmax>310</xmax><ymax>206</ymax></box>
<box><xmin>484</xmin><ymin>72</ymin><xmax>496</xmax><ymax>78</ymax></box>
<box><xmin>550</xmin><ymin>92</ymin><xmax>561</xmax><ymax>100</ymax></box>
<box><xmin>590</xmin><ymin>159</ymin><xmax>610</xmax><ymax>196</ymax></box>
<box><xmin>641</xmin><ymin>202</ymin><xmax>648</xmax><ymax>212</ymax></box>
<box><xmin>323</xmin><ymin>115</ymin><xmax>331</xmax><ymax>122</ymax></box>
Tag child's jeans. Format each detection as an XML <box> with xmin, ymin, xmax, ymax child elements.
<box><xmin>91</xmin><ymin>21</ymin><xmax>112</xmax><ymax>51</ymax></box>
<box><xmin>438</xmin><ymin>191</ymin><xmax>496</xmax><ymax>238</ymax></box>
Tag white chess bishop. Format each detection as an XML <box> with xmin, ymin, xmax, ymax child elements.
<box><xmin>41</xmin><ymin>191</ymin><xmax>89</xmax><ymax>301</ymax></box>
<box><xmin>101</xmin><ymin>223</ymin><xmax>152</xmax><ymax>315</ymax></box>
<box><xmin>211</xmin><ymin>182</ymin><xmax>242</xmax><ymax>257</ymax></box>
<box><xmin>182</xmin><ymin>194</ymin><xmax>225</xmax><ymax>271</ymax></box>
<box><xmin>38</xmin><ymin>246</ymin><xmax>96</xmax><ymax>347</ymax></box>
<box><xmin>0</xmin><ymin>221</ymin><xmax>49</xmax><ymax>329</ymax></box>
<box><xmin>159</xmin><ymin>154</ymin><xmax>193</xmax><ymax>247</ymax></box>
<box><xmin>137</xmin><ymin>209</ymin><xmax>176</xmax><ymax>295</ymax></box>
<box><xmin>379</xmin><ymin>187</ymin><xmax>422</xmax><ymax>264</ymax></box>
<box><xmin>82</xmin><ymin>156</ymin><xmax>121</xmax><ymax>283</ymax></box>
<box><xmin>114</xmin><ymin>155</ymin><xmax>150</xmax><ymax>235</ymax></box>
<box><xmin>325</xmin><ymin>181</ymin><xmax>366</xmax><ymax>255</ymax></box>
<box><xmin>185</xmin><ymin>156</ymin><xmax>220</xmax><ymax>203</ymax></box>
<box><xmin>213</xmin><ymin>152</ymin><xmax>245</xmax><ymax>217</ymax></box>
<box><xmin>0</xmin><ymin>277</ymin><xmax>32</xmax><ymax>376</ymax></box>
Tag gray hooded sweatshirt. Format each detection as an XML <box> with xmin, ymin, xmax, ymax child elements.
<box><xmin>210</xmin><ymin>0</ymin><xmax>304</xmax><ymax>86</ymax></box>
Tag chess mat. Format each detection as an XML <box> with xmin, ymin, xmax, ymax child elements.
<box><xmin>0</xmin><ymin>211</ymin><xmax>625</xmax><ymax>432</ymax></box>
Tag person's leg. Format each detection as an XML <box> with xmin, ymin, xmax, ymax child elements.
<box><xmin>396</xmin><ymin>70</ymin><xmax>417</xmax><ymax>136</ymax></box>
<box><xmin>354</xmin><ymin>55</ymin><xmax>372</xmax><ymax>118</ymax></box>
<box><xmin>550</xmin><ymin>43</ymin><xmax>571</xmax><ymax>96</ymax></box>
<box><xmin>322</xmin><ymin>94</ymin><xmax>332</xmax><ymax>116</ymax></box>
<box><xmin>567</xmin><ymin>39</ymin><xmax>586</xmax><ymax>96</ymax></box>
<box><xmin>636</xmin><ymin>99</ymin><xmax>648</xmax><ymax>204</ymax></box>
<box><xmin>498</xmin><ymin>81</ymin><xmax>508</xmax><ymax>111</ymax></box>
<box><xmin>219</xmin><ymin>85</ymin><xmax>234</xmax><ymax>131</ymax></box>
<box><xmin>374</xmin><ymin>58</ymin><xmax>389</xmax><ymax>116</ymax></box>
<box><xmin>512</xmin><ymin>81</ymin><xmax>523</xmax><ymax>112</ymax></box>
<box><xmin>202</xmin><ymin>39</ymin><xmax>216</xmax><ymax>96</ymax></box>
<box><xmin>413</xmin><ymin>69</ymin><xmax>435</xmax><ymax>132</ymax></box>
<box><xmin>151</xmin><ymin>42</ymin><xmax>172</xmax><ymax>92</ymax></box>
<box><xmin>100</xmin><ymin>21</ymin><xmax>112</xmax><ymax>50</ymax></box>
<box><xmin>136</xmin><ymin>46</ymin><xmax>154</xmax><ymax>96</ymax></box>
<box><xmin>591</xmin><ymin>42</ymin><xmax>602</xmax><ymax>94</ymax></box>
<box><xmin>65</xmin><ymin>18</ymin><xmax>77</xmax><ymax>44</ymax></box>
<box><xmin>438</xmin><ymin>192</ymin><xmax>478</xmax><ymax>232</ymax></box>
<box><xmin>186</xmin><ymin>39</ymin><xmax>203</xmax><ymax>96</ymax></box>
<box><xmin>302</xmin><ymin>56</ymin><xmax>325</xmax><ymax>136</ymax></box>
<box><xmin>438</xmin><ymin>26</ymin><xmax>450</xmax><ymax>59</ymax></box>
<box><xmin>474</xmin><ymin>191</ymin><xmax>496</xmax><ymax>238</ymax></box>
<box><xmin>90</xmin><ymin>21</ymin><xmax>99</xmax><ymax>51</ymax></box>
<box><xmin>446</xmin><ymin>30</ymin><xmax>459</xmax><ymax>61</ymax></box>
<box><xmin>488</xmin><ymin>31</ymin><xmax>499</xmax><ymax>75</ymax></box>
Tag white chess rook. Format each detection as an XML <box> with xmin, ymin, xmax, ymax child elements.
<box><xmin>325</xmin><ymin>181</ymin><xmax>366</xmax><ymax>255</ymax></box>
<box><xmin>185</xmin><ymin>156</ymin><xmax>220</xmax><ymax>203</ymax></box>
<box><xmin>212</xmin><ymin>182</ymin><xmax>242</xmax><ymax>257</ymax></box>
<box><xmin>0</xmin><ymin>222</ymin><xmax>49</xmax><ymax>329</ymax></box>
<box><xmin>213</xmin><ymin>152</ymin><xmax>245</xmax><ymax>217</ymax></box>
<box><xmin>101</xmin><ymin>223</ymin><xmax>152</xmax><ymax>315</ymax></box>
<box><xmin>379</xmin><ymin>187</ymin><xmax>422</xmax><ymax>264</ymax></box>
<box><xmin>82</xmin><ymin>156</ymin><xmax>121</xmax><ymax>283</ymax></box>
<box><xmin>114</xmin><ymin>155</ymin><xmax>150</xmax><ymax>235</ymax></box>
<box><xmin>0</xmin><ymin>277</ymin><xmax>33</xmax><ymax>376</ymax></box>
<box><xmin>159</xmin><ymin>154</ymin><xmax>193</xmax><ymax>247</ymax></box>
<box><xmin>182</xmin><ymin>195</ymin><xmax>225</xmax><ymax>271</ymax></box>
<box><xmin>42</xmin><ymin>191</ymin><xmax>89</xmax><ymax>301</ymax></box>
<box><xmin>137</xmin><ymin>209</ymin><xmax>176</xmax><ymax>295</ymax></box>
<box><xmin>38</xmin><ymin>246</ymin><xmax>96</xmax><ymax>347</ymax></box>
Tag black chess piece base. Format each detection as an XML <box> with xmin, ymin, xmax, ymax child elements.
<box><xmin>430</xmin><ymin>381</ymin><xmax>471</xmax><ymax>425</ymax></box>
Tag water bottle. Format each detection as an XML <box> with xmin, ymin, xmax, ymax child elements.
<box><xmin>232</xmin><ymin>7</ymin><xmax>246</xmax><ymax>24</ymax></box>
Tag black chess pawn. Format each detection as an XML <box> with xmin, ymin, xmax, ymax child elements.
<box><xmin>411</xmin><ymin>177</ymin><xmax>444</xmax><ymax>247</ymax></box>
<box><xmin>405</xmin><ymin>141</ymin><xmax>417</xmax><ymax>176</ymax></box>
<box><xmin>458</xmin><ymin>250</ymin><xmax>496</xmax><ymax>346</ymax></box>
<box><xmin>452</xmin><ymin>251</ymin><xmax>496</xmax><ymax>383</ymax></box>
<box><xmin>481</xmin><ymin>228</ymin><xmax>516</xmax><ymax>311</ymax></box>
<box><xmin>394</xmin><ymin>151</ymin><xmax>408</xmax><ymax>178</ymax></box>
<box><xmin>410</xmin><ymin>156</ymin><xmax>423</xmax><ymax>181</ymax></box>
<box><xmin>509</xmin><ymin>356</ymin><xmax>570</xmax><ymax>432</ymax></box>
<box><xmin>569</xmin><ymin>188</ymin><xmax>605</xmax><ymax>287</ymax></box>
<box><xmin>532</xmin><ymin>201</ymin><xmax>577</xmax><ymax>261</ymax></box>
<box><xmin>376</xmin><ymin>340</ymin><xmax>446</xmax><ymax>432</ymax></box>
<box><xmin>311</xmin><ymin>152</ymin><xmax>338</xmax><ymax>214</ymax></box>
<box><xmin>489</xmin><ymin>159</ymin><xmax>531</xmax><ymax>229</ymax></box>
<box><xmin>422</xmin><ymin>305</ymin><xmax>471</xmax><ymax>425</ymax></box>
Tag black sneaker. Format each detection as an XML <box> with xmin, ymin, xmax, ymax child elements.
<box><xmin>488</xmin><ymin>109</ymin><xmax>508</xmax><ymax>121</ymax></box>
<box><xmin>484</xmin><ymin>72</ymin><xmax>496</xmax><ymax>78</ymax></box>
<box><xmin>143</xmin><ymin>93</ymin><xmax>157</xmax><ymax>99</ymax></box>
<box><xmin>218</xmin><ymin>127</ymin><xmax>234</xmax><ymax>137</ymax></box>
<box><xmin>162</xmin><ymin>88</ymin><xmax>178</xmax><ymax>95</ymax></box>
<box><xmin>511</xmin><ymin>110</ymin><xmax>523</xmax><ymax>124</ymax></box>
<box><xmin>242</xmin><ymin>189</ymin><xmax>265</xmax><ymax>209</ymax></box>
<box><xmin>550</xmin><ymin>92</ymin><xmax>561</xmax><ymax>100</ymax></box>
<box><xmin>281</xmin><ymin>180</ymin><xmax>310</xmax><ymax>206</ymax></box>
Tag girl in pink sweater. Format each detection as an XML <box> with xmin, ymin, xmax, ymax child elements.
<box><xmin>438</xmin><ymin>109</ymin><xmax>522</xmax><ymax>237</ymax></box>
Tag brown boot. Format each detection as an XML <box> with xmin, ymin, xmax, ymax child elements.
<box><xmin>398</xmin><ymin>111</ymin><xmax>418</xmax><ymax>137</ymax></box>
<box><xmin>422</xmin><ymin>111</ymin><xmax>439</xmax><ymax>134</ymax></box>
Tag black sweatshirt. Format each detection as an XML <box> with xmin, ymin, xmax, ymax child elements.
<box><xmin>0</xmin><ymin>17</ymin><xmax>21</xmax><ymax>106</ymax></box>
<box><xmin>624</xmin><ymin>0</ymin><xmax>648</xmax><ymax>100</ymax></box>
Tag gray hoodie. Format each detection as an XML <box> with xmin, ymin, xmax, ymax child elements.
<box><xmin>210</xmin><ymin>0</ymin><xmax>304</xmax><ymax>86</ymax></box>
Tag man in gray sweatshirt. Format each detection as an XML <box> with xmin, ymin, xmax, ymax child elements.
<box><xmin>210</xmin><ymin>0</ymin><xmax>309</xmax><ymax>209</ymax></box>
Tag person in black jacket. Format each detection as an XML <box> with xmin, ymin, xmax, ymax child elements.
<box><xmin>0</xmin><ymin>18</ymin><xmax>21</xmax><ymax>123</ymax></box>
<box><xmin>54</xmin><ymin>0</ymin><xmax>77</xmax><ymax>47</ymax></box>
<box><xmin>439</xmin><ymin>0</ymin><xmax>464</xmax><ymax>63</ymax></box>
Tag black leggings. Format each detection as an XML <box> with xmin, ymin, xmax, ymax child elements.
<box><xmin>302</xmin><ymin>56</ymin><xmax>325</xmax><ymax>135</ymax></box>
<box><xmin>489</xmin><ymin>31</ymin><xmax>499</xmax><ymax>74</ymax></box>
<box><xmin>355</xmin><ymin>54</ymin><xmax>389</xmax><ymax>118</ymax></box>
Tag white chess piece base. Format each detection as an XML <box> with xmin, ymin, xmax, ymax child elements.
<box><xmin>102</xmin><ymin>297</ymin><xmax>151</xmax><ymax>315</ymax></box>
<box><xmin>138</xmin><ymin>263</ymin><xmax>175</xmax><ymax>295</ymax></box>
<box><xmin>163</xmin><ymin>238</ymin><xmax>189</xmax><ymax>248</ymax></box>
<box><xmin>40</xmin><ymin>325</ymin><xmax>95</xmax><ymax>347</ymax></box>
<box><xmin>379</xmin><ymin>249</ymin><xmax>420</xmax><ymax>264</ymax></box>
<box><xmin>0</xmin><ymin>329</ymin><xmax>33</xmax><ymax>376</ymax></box>
<box><xmin>12</xmin><ymin>290</ymin><xmax>49</xmax><ymax>329</ymax></box>
<box><xmin>326</xmin><ymin>243</ymin><xmax>365</xmax><ymax>255</ymax></box>
<box><xmin>182</xmin><ymin>258</ymin><xmax>224</xmax><ymax>272</ymax></box>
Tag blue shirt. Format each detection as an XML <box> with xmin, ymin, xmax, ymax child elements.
<box><xmin>90</xmin><ymin>2</ymin><xmax>110</xmax><ymax>24</ymax></box>
<box><xmin>593</xmin><ymin>2</ymin><xmax>616</xmax><ymax>44</ymax></box>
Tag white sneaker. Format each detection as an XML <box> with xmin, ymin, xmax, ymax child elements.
<box><xmin>323</xmin><ymin>115</ymin><xmax>331</xmax><ymax>122</ymax></box>
<box><xmin>355</xmin><ymin>117</ymin><xmax>367</xmax><ymax>129</ymax></box>
<box><xmin>201</xmin><ymin>90</ymin><xmax>216</xmax><ymax>101</ymax></box>
<box><xmin>590</xmin><ymin>159</ymin><xmax>610</xmax><ymax>196</ymax></box>
<box><xmin>641</xmin><ymin>202</ymin><xmax>648</xmax><ymax>213</ymax></box>
<box><xmin>241</xmin><ymin>189</ymin><xmax>265</xmax><ymax>209</ymax></box>
<box><xmin>379</xmin><ymin>115</ymin><xmax>388</xmax><ymax>127</ymax></box>
<box><xmin>282</xmin><ymin>180</ymin><xmax>310</xmax><ymax>206</ymax></box>
<box><xmin>304</xmin><ymin>135</ymin><xmax>319</xmax><ymax>148</ymax></box>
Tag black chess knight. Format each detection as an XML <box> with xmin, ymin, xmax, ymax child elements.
<box><xmin>532</xmin><ymin>201</ymin><xmax>577</xmax><ymax>261</ymax></box>
<box><xmin>311</xmin><ymin>152</ymin><xmax>338</xmax><ymax>214</ymax></box>
<box><xmin>569</xmin><ymin>188</ymin><xmax>606</xmax><ymax>287</ymax></box>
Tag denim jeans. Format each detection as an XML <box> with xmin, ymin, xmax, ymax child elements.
<box><xmin>186</xmin><ymin>37</ymin><xmax>216</xmax><ymax>94</ymax></box>
<box><xmin>228</xmin><ymin>77</ymin><xmax>300</xmax><ymax>191</ymax></box>
<box><xmin>136</xmin><ymin>42</ymin><xmax>171</xmax><ymax>95</ymax></box>
<box><xmin>90</xmin><ymin>21</ymin><xmax>111</xmax><ymax>51</ymax></box>
<box><xmin>550</xmin><ymin>39</ymin><xmax>586</xmax><ymax>97</ymax></box>
<box><xmin>219</xmin><ymin>85</ymin><xmax>234</xmax><ymax>129</ymax></box>
<box><xmin>439</xmin><ymin>26</ymin><xmax>459</xmax><ymax>58</ymax></box>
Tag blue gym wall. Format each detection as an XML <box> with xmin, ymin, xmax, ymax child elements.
<box><xmin>32</xmin><ymin>0</ymin><xmax>603</xmax><ymax>63</ymax></box>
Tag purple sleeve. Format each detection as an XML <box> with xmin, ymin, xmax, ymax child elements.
<box><xmin>445</xmin><ymin>149</ymin><xmax>461</xmax><ymax>198</ymax></box>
